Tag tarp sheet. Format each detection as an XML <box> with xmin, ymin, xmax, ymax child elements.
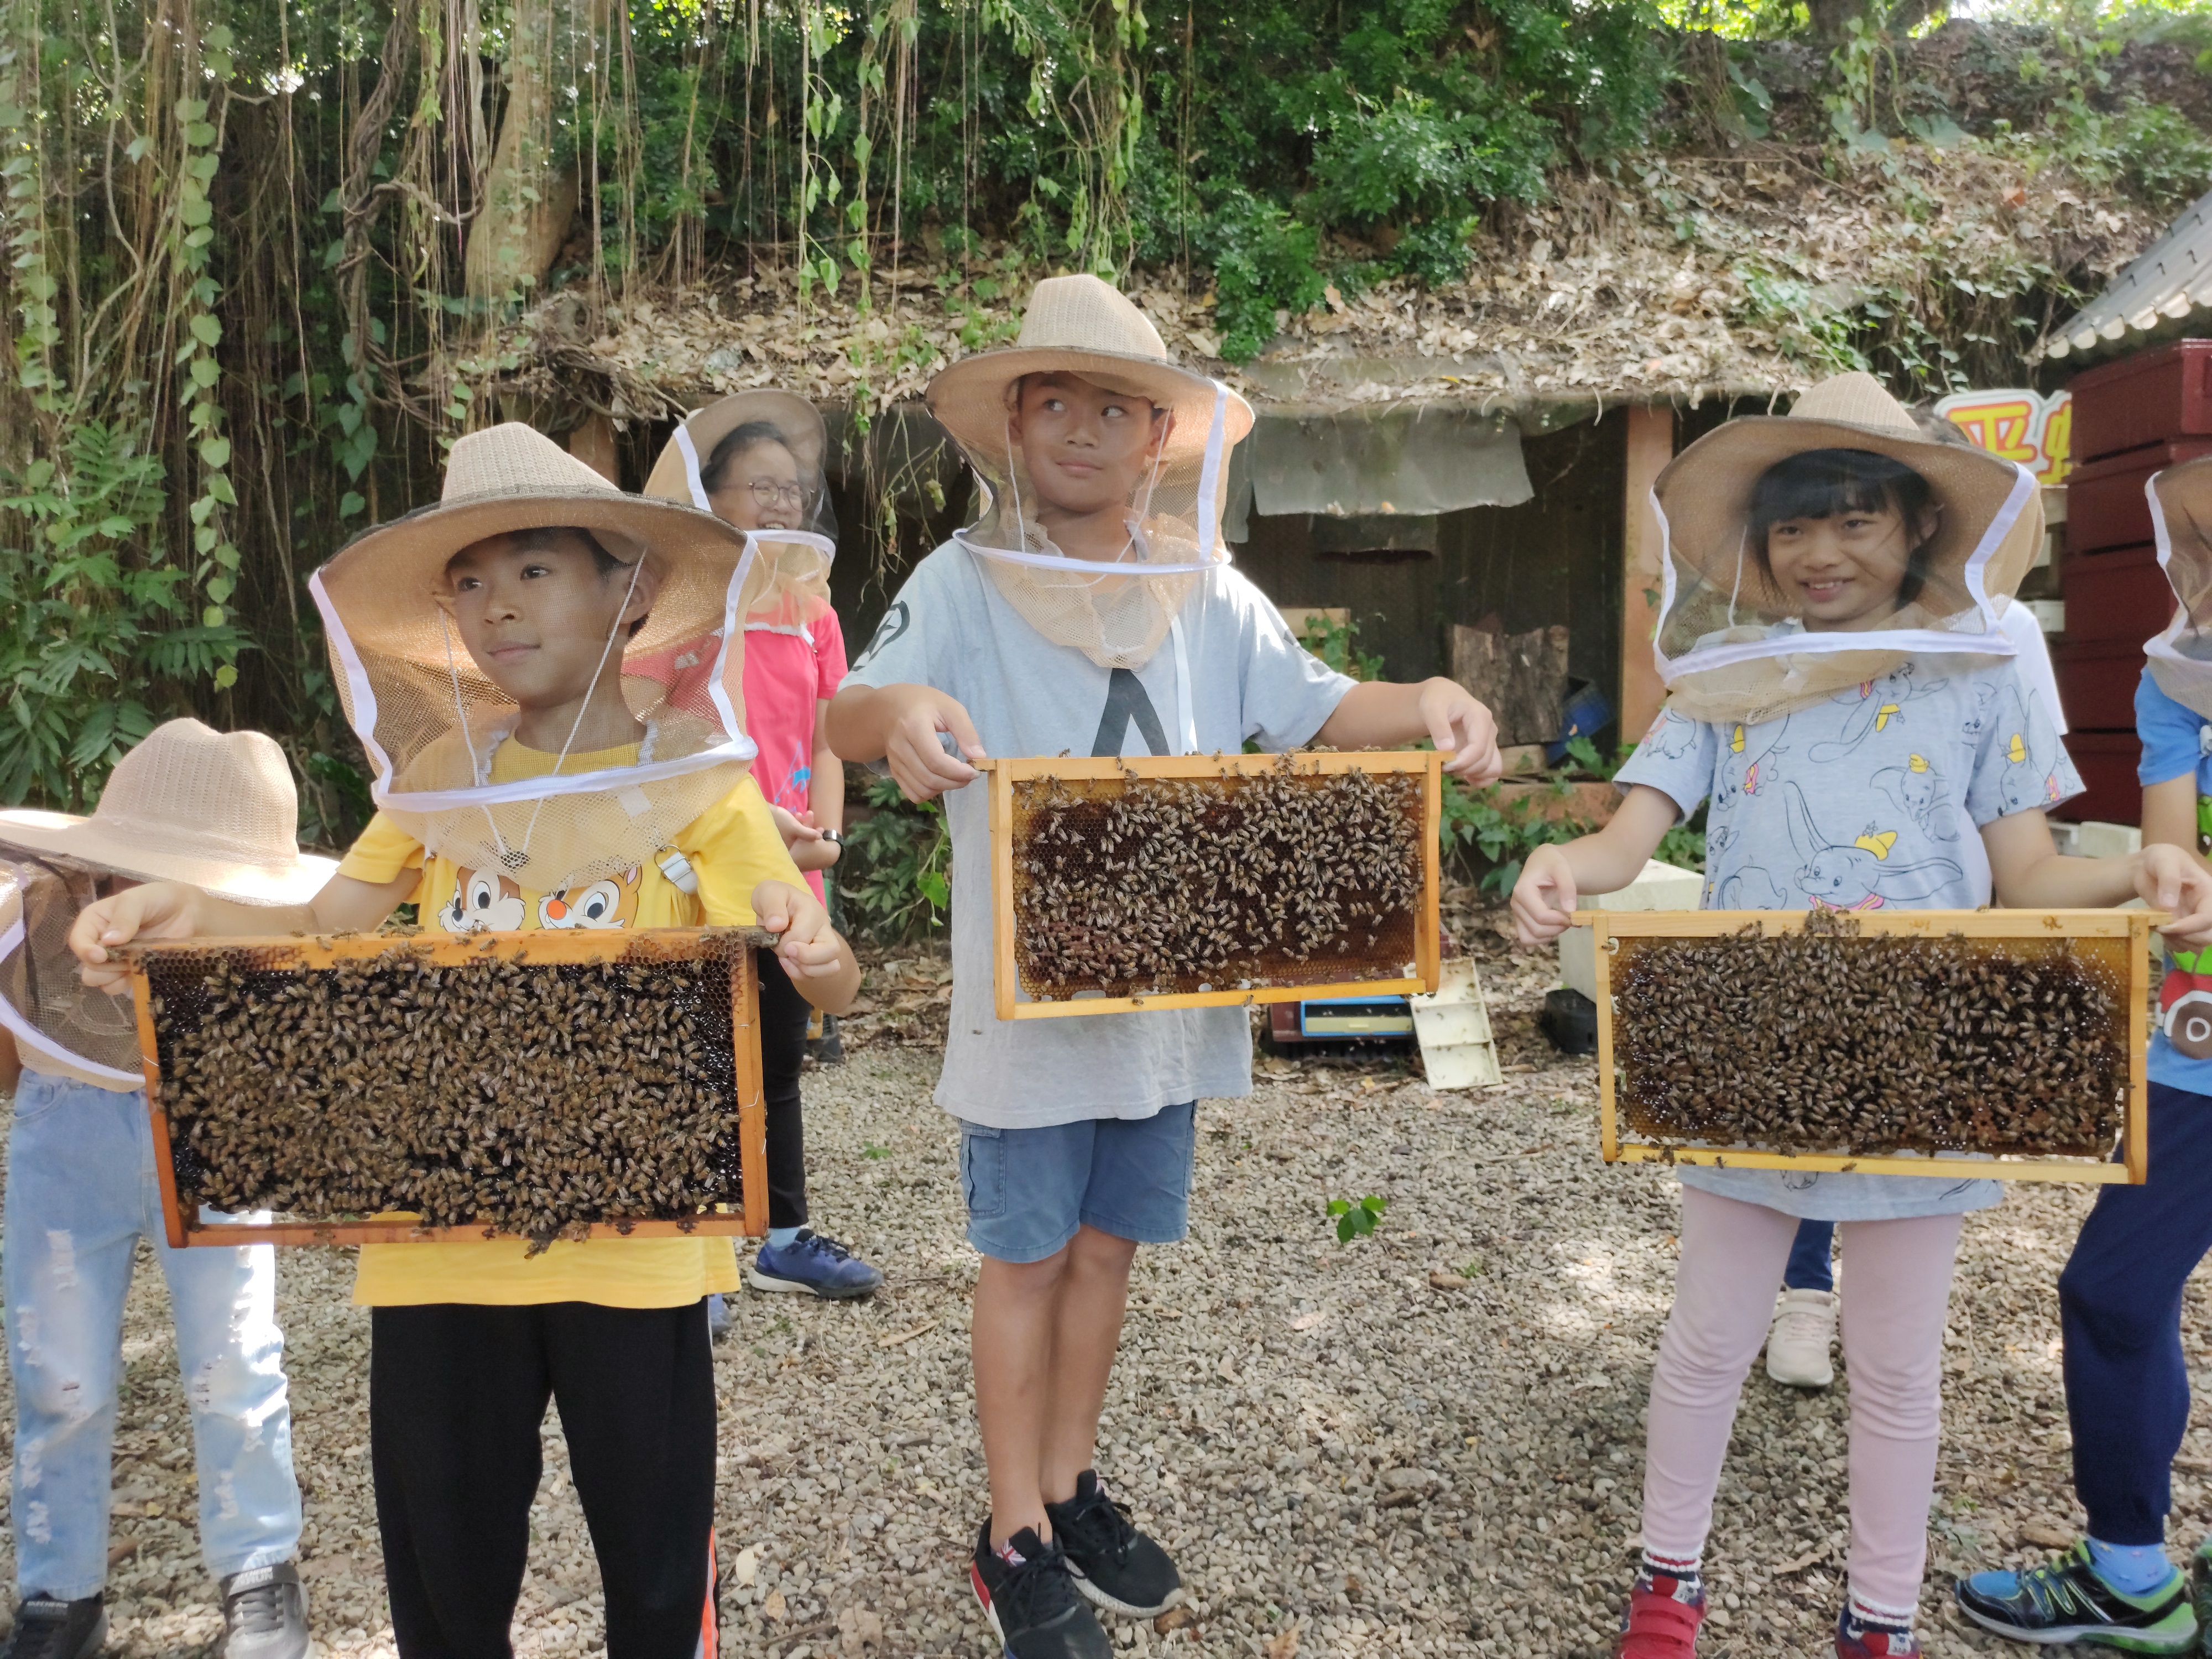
<box><xmin>1225</xmin><ymin>408</ymin><xmax>1532</xmax><ymax>541</ymax></box>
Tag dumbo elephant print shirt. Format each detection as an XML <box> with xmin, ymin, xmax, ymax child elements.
<box><xmin>1614</xmin><ymin>653</ymin><xmax>2082</xmax><ymax>1220</ymax></box>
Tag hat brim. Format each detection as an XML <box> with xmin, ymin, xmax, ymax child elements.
<box><xmin>315</xmin><ymin>489</ymin><xmax>755</xmax><ymax>668</ymax></box>
<box><xmin>0</xmin><ymin>812</ymin><xmax>340</xmax><ymax>906</ymax></box>
<box><xmin>1656</xmin><ymin>415</ymin><xmax>2030</xmax><ymax>607</ymax></box>
<box><xmin>925</xmin><ymin>347</ymin><xmax>1254</xmax><ymax>462</ymax></box>
<box><xmin>644</xmin><ymin>391</ymin><xmax>829</xmax><ymax>505</ymax></box>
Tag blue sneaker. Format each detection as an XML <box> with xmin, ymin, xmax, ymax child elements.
<box><xmin>746</xmin><ymin>1230</ymin><xmax>884</xmax><ymax>1300</ymax></box>
<box><xmin>706</xmin><ymin>1292</ymin><xmax>731</xmax><ymax>1340</ymax></box>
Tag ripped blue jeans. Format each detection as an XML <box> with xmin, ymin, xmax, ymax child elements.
<box><xmin>4</xmin><ymin>1071</ymin><xmax>301</xmax><ymax>1599</ymax></box>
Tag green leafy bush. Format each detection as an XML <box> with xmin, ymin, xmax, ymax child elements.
<box><xmin>840</xmin><ymin>774</ymin><xmax>952</xmax><ymax>943</ymax></box>
<box><xmin>1327</xmin><ymin>1193</ymin><xmax>1389</xmax><ymax>1244</ymax></box>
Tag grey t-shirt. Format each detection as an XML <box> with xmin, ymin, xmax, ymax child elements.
<box><xmin>1614</xmin><ymin>654</ymin><xmax>2083</xmax><ymax>1220</ymax></box>
<box><xmin>843</xmin><ymin>543</ymin><xmax>1357</xmax><ymax>1128</ymax></box>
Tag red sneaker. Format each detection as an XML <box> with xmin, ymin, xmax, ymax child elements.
<box><xmin>1616</xmin><ymin>1568</ymin><xmax>1707</xmax><ymax>1659</ymax></box>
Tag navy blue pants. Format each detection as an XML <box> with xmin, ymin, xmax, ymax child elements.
<box><xmin>2059</xmin><ymin>1081</ymin><xmax>2212</xmax><ymax>1545</ymax></box>
<box><xmin>1786</xmin><ymin>1219</ymin><xmax>1836</xmax><ymax>1292</ymax></box>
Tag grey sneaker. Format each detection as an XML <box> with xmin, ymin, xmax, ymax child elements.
<box><xmin>1</xmin><ymin>1595</ymin><xmax>106</xmax><ymax>1659</ymax></box>
<box><xmin>219</xmin><ymin>1563</ymin><xmax>308</xmax><ymax>1659</ymax></box>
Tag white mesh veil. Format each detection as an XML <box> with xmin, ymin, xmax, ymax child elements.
<box><xmin>2146</xmin><ymin>455</ymin><xmax>2212</xmax><ymax>719</ymax></box>
<box><xmin>0</xmin><ymin>850</ymin><xmax>145</xmax><ymax>1083</ymax></box>
<box><xmin>1653</xmin><ymin>373</ymin><xmax>2038</xmax><ymax>727</ymax></box>
<box><xmin>310</xmin><ymin>424</ymin><xmax>763</xmax><ymax>894</ymax></box>
<box><xmin>644</xmin><ymin>389</ymin><xmax>839</xmax><ymax>634</ymax></box>
<box><xmin>925</xmin><ymin>275</ymin><xmax>1255</xmax><ymax>671</ymax></box>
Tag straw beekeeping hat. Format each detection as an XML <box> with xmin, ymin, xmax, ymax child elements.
<box><xmin>2146</xmin><ymin>455</ymin><xmax>2212</xmax><ymax>718</ymax></box>
<box><xmin>0</xmin><ymin>719</ymin><xmax>336</xmax><ymax>904</ymax></box>
<box><xmin>925</xmin><ymin>276</ymin><xmax>1254</xmax><ymax>673</ymax></box>
<box><xmin>310</xmin><ymin>422</ymin><xmax>762</xmax><ymax>893</ymax></box>
<box><xmin>644</xmin><ymin>389</ymin><xmax>838</xmax><ymax>631</ymax></box>
<box><xmin>0</xmin><ymin>719</ymin><xmax>338</xmax><ymax>1084</ymax></box>
<box><xmin>928</xmin><ymin>275</ymin><xmax>1255</xmax><ymax>463</ymax></box>
<box><xmin>1652</xmin><ymin>371</ymin><xmax>2038</xmax><ymax>726</ymax></box>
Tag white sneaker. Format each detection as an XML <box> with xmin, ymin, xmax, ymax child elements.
<box><xmin>1765</xmin><ymin>1288</ymin><xmax>1837</xmax><ymax>1388</ymax></box>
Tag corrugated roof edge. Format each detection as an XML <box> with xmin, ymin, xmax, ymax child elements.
<box><xmin>2047</xmin><ymin>184</ymin><xmax>2212</xmax><ymax>366</ymax></box>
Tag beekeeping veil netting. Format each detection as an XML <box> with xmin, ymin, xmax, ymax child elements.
<box><xmin>925</xmin><ymin>274</ymin><xmax>1256</xmax><ymax>672</ymax></box>
<box><xmin>0</xmin><ymin>851</ymin><xmax>143</xmax><ymax>1083</ymax></box>
<box><xmin>2147</xmin><ymin>456</ymin><xmax>2212</xmax><ymax>719</ymax></box>
<box><xmin>1652</xmin><ymin>372</ymin><xmax>2039</xmax><ymax>727</ymax></box>
<box><xmin>310</xmin><ymin>423</ymin><xmax>763</xmax><ymax>894</ymax></box>
<box><xmin>644</xmin><ymin>389</ymin><xmax>839</xmax><ymax>635</ymax></box>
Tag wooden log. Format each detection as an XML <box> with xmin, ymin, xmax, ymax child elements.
<box><xmin>1449</xmin><ymin>623</ymin><xmax>1569</xmax><ymax>747</ymax></box>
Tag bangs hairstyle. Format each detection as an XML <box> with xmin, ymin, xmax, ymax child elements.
<box><xmin>698</xmin><ymin>419</ymin><xmax>802</xmax><ymax>497</ymax></box>
<box><xmin>1747</xmin><ymin>447</ymin><xmax>1938</xmax><ymax>608</ymax></box>
<box><xmin>445</xmin><ymin>524</ymin><xmax>651</xmax><ymax>637</ymax></box>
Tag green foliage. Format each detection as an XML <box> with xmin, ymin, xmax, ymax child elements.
<box><xmin>1296</xmin><ymin>614</ymin><xmax>1386</xmax><ymax>682</ymax></box>
<box><xmin>840</xmin><ymin>774</ymin><xmax>952</xmax><ymax>942</ymax></box>
<box><xmin>1327</xmin><ymin>1192</ymin><xmax>1388</xmax><ymax>1244</ymax></box>
<box><xmin>0</xmin><ymin>422</ymin><xmax>244</xmax><ymax>808</ymax></box>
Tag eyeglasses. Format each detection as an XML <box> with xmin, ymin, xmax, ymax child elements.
<box><xmin>742</xmin><ymin>479</ymin><xmax>810</xmax><ymax>510</ymax></box>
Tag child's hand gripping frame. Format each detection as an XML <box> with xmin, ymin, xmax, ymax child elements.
<box><xmin>123</xmin><ymin>927</ymin><xmax>772</xmax><ymax>1246</ymax></box>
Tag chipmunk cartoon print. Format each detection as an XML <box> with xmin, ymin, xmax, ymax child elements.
<box><xmin>537</xmin><ymin>867</ymin><xmax>644</xmax><ymax>930</ymax></box>
<box><xmin>1872</xmin><ymin>753</ymin><xmax>1959</xmax><ymax>839</ymax></box>
<box><xmin>2162</xmin><ymin>946</ymin><xmax>2212</xmax><ymax>1061</ymax></box>
<box><xmin>1785</xmin><ymin>781</ymin><xmax>1962</xmax><ymax>910</ymax></box>
<box><xmin>437</xmin><ymin>867</ymin><xmax>527</xmax><ymax>933</ymax></box>
<box><xmin>1809</xmin><ymin>663</ymin><xmax>1948</xmax><ymax>763</ymax></box>
<box><xmin>1714</xmin><ymin>719</ymin><xmax>1787</xmax><ymax>809</ymax></box>
<box><xmin>1993</xmin><ymin>682</ymin><xmax>2066</xmax><ymax>814</ymax></box>
<box><xmin>1638</xmin><ymin>708</ymin><xmax>1703</xmax><ymax>764</ymax></box>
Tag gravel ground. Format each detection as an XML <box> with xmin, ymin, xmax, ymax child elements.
<box><xmin>3</xmin><ymin>922</ymin><xmax>2210</xmax><ymax>1659</ymax></box>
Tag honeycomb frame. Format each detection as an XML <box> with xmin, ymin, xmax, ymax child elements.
<box><xmin>982</xmin><ymin>750</ymin><xmax>1442</xmax><ymax>1020</ymax></box>
<box><xmin>1585</xmin><ymin>907</ymin><xmax>2154</xmax><ymax>1184</ymax></box>
<box><xmin>122</xmin><ymin>927</ymin><xmax>771</xmax><ymax>1247</ymax></box>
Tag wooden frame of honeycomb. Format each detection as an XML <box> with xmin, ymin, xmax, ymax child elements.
<box><xmin>1584</xmin><ymin>907</ymin><xmax>2154</xmax><ymax>1185</ymax></box>
<box><xmin>123</xmin><ymin>928</ymin><xmax>770</xmax><ymax>1247</ymax></box>
<box><xmin>982</xmin><ymin>750</ymin><xmax>1442</xmax><ymax>1020</ymax></box>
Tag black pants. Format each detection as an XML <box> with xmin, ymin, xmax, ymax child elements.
<box><xmin>758</xmin><ymin>948</ymin><xmax>809</xmax><ymax>1230</ymax></box>
<box><xmin>369</xmin><ymin>1302</ymin><xmax>716</xmax><ymax>1659</ymax></box>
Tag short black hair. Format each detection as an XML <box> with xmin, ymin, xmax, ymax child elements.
<box><xmin>698</xmin><ymin>420</ymin><xmax>798</xmax><ymax>495</ymax></box>
<box><xmin>447</xmin><ymin>525</ymin><xmax>649</xmax><ymax>636</ymax></box>
<box><xmin>1747</xmin><ymin>447</ymin><xmax>1938</xmax><ymax>608</ymax></box>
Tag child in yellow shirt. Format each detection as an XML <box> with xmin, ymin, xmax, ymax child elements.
<box><xmin>75</xmin><ymin>424</ymin><xmax>858</xmax><ymax>1659</ymax></box>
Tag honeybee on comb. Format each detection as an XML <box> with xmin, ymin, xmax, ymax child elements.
<box><xmin>1613</xmin><ymin>912</ymin><xmax>2127</xmax><ymax>1160</ymax></box>
<box><xmin>140</xmin><ymin>936</ymin><xmax>753</xmax><ymax>1253</ymax></box>
<box><xmin>1009</xmin><ymin>754</ymin><xmax>1425</xmax><ymax>1000</ymax></box>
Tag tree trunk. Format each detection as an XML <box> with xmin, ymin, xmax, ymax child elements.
<box><xmin>1450</xmin><ymin>624</ymin><xmax>1571</xmax><ymax>749</ymax></box>
<box><xmin>465</xmin><ymin>0</ymin><xmax>610</xmax><ymax>303</ymax></box>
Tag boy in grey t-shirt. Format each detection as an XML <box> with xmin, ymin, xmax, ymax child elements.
<box><xmin>830</xmin><ymin>276</ymin><xmax>1503</xmax><ymax>1659</ymax></box>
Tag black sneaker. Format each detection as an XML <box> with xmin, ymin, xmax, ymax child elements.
<box><xmin>218</xmin><ymin>1562</ymin><xmax>309</xmax><ymax>1659</ymax></box>
<box><xmin>2</xmin><ymin>1595</ymin><xmax>106</xmax><ymax>1659</ymax></box>
<box><xmin>1044</xmin><ymin>1470</ymin><xmax>1183</xmax><ymax>1619</ymax></box>
<box><xmin>968</xmin><ymin>1520</ymin><xmax>1110</xmax><ymax>1659</ymax></box>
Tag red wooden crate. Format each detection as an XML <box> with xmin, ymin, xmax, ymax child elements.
<box><xmin>2061</xmin><ymin>545</ymin><xmax>2176</xmax><ymax>645</ymax></box>
<box><xmin>2054</xmin><ymin>732</ymin><xmax>2142</xmax><ymax>825</ymax></box>
<box><xmin>2056</xmin><ymin>640</ymin><xmax>2146</xmax><ymax>731</ymax></box>
<box><xmin>2070</xmin><ymin>341</ymin><xmax>2212</xmax><ymax>464</ymax></box>
<box><xmin>2066</xmin><ymin>438</ymin><xmax>2212</xmax><ymax>554</ymax></box>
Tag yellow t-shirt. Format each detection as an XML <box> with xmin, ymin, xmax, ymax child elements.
<box><xmin>335</xmin><ymin>738</ymin><xmax>806</xmax><ymax>1308</ymax></box>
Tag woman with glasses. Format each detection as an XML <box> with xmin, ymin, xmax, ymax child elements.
<box><xmin>647</xmin><ymin>393</ymin><xmax>886</xmax><ymax>1305</ymax></box>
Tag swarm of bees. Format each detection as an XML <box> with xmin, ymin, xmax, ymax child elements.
<box><xmin>1011</xmin><ymin>756</ymin><xmax>1424</xmax><ymax>1000</ymax></box>
<box><xmin>1614</xmin><ymin>914</ymin><xmax>2127</xmax><ymax>1159</ymax></box>
<box><xmin>142</xmin><ymin>936</ymin><xmax>756</xmax><ymax>1250</ymax></box>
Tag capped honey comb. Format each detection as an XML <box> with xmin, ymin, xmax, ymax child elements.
<box><xmin>136</xmin><ymin>931</ymin><xmax>765</xmax><ymax>1250</ymax></box>
<box><xmin>1008</xmin><ymin>753</ymin><xmax>1427</xmax><ymax>1003</ymax></box>
<box><xmin>1612</xmin><ymin>913</ymin><xmax>2128</xmax><ymax>1160</ymax></box>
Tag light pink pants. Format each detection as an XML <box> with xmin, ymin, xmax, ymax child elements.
<box><xmin>1641</xmin><ymin>1185</ymin><xmax>1965</xmax><ymax>1616</ymax></box>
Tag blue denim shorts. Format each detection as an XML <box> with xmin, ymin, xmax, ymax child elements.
<box><xmin>957</xmin><ymin>1103</ymin><xmax>1198</xmax><ymax>1263</ymax></box>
